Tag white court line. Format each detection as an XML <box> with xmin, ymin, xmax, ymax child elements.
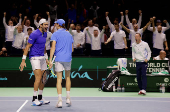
<box><xmin>16</xmin><ymin>100</ymin><xmax>28</xmax><ymax>112</ymax></box>
<box><xmin>1</xmin><ymin>100</ymin><xmax>170</xmax><ymax>103</ymax></box>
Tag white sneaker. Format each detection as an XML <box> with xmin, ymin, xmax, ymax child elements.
<box><xmin>32</xmin><ymin>99</ymin><xmax>42</xmax><ymax>106</ymax></box>
<box><xmin>56</xmin><ymin>100</ymin><xmax>62</xmax><ymax>108</ymax></box>
<box><xmin>39</xmin><ymin>98</ymin><xmax>50</xmax><ymax>104</ymax></box>
<box><xmin>66</xmin><ymin>97</ymin><xmax>71</xmax><ymax>107</ymax></box>
<box><xmin>141</xmin><ymin>90</ymin><xmax>146</xmax><ymax>95</ymax></box>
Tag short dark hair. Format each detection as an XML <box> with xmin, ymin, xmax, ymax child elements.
<box><xmin>27</xmin><ymin>28</ymin><xmax>32</xmax><ymax>31</ymax></box>
<box><xmin>76</xmin><ymin>24</ymin><xmax>81</xmax><ymax>27</ymax></box>
<box><xmin>114</xmin><ymin>23</ymin><xmax>119</xmax><ymax>26</ymax></box>
<box><xmin>136</xmin><ymin>33</ymin><xmax>141</xmax><ymax>37</ymax></box>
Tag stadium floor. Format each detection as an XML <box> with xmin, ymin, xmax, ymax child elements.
<box><xmin>0</xmin><ymin>88</ymin><xmax>170</xmax><ymax>112</ymax></box>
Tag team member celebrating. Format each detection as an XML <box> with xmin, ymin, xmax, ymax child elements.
<box><xmin>49</xmin><ymin>19</ymin><xmax>74</xmax><ymax>108</ymax></box>
<box><xmin>105</xmin><ymin>24</ymin><xmax>128</xmax><ymax>55</ymax></box>
<box><xmin>86</xmin><ymin>26</ymin><xmax>105</xmax><ymax>56</ymax></box>
<box><xmin>153</xmin><ymin>50</ymin><xmax>169</xmax><ymax>60</ymax></box>
<box><xmin>132</xmin><ymin>33</ymin><xmax>151</xmax><ymax>95</ymax></box>
<box><xmin>19</xmin><ymin>19</ymin><xmax>50</xmax><ymax>106</ymax></box>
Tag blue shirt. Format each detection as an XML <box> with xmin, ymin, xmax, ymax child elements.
<box><xmin>28</xmin><ymin>29</ymin><xmax>47</xmax><ymax>59</ymax></box>
<box><xmin>68</xmin><ymin>9</ymin><xmax>77</xmax><ymax>23</ymax></box>
<box><xmin>51</xmin><ymin>28</ymin><xmax>73</xmax><ymax>62</ymax></box>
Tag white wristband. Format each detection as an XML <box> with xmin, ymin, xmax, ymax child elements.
<box><xmin>22</xmin><ymin>55</ymin><xmax>26</xmax><ymax>60</ymax></box>
<box><xmin>44</xmin><ymin>53</ymin><xmax>48</xmax><ymax>59</ymax></box>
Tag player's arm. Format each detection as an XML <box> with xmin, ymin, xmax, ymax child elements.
<box><xmin>22</xmin><ymin>16</ymin><xmax>27</xmax><ymax>29</ymax></box>
<box><xmin>123</xmin><ymin>37</ymin><xmax>128</xmax><ymax>49</ymax></box>
<box><xmin>132</xmin><ymin>45</ymin><xmax>136</xmax><ymax>62</ymax></box>
<box><xmin>19</xmin><ymin>43</ymin><xmax>32</xmax><ymax>71</ymax></box>
<box><xmin>34</xmin><ymin>14</ymin><xmax>39</xmax><ymax>28</ymax></box>
<box><xmin>137</xmin><ymin>10</ymin><xmax>142</xmax><ymax>28</ymax></box>
<box><xmin>44</xmin><ymin>46</ymin><xmax>49</xmax><ymax>64</ymax></box>
<box><xmin>86</xmin><ymin>28</ymin><xmax>92</xmax><ymax>39</ymax></box>
<box><xmin>152</xmin><ymin>17</ymin><xmax>156</xmax><ymax>32</ymax></box>
<box><xmin>125</xmin><ymin>10</ymin><xmax>131</xmax><ymax>28</ymax></box>
<box><xmin>162</xmin><ymin>20</ymin><xmax>170</xmax><ymax>32</ymax></box>
<box><xmin>99</xmin><ymin>26</ymin><xmax>105</xmax><ymax>38</ymax></box>
<box><xmin>49</xmin><ymin>41</ymin><xmax>56</xmax><ymax>68</ymax></box>
<box><xmin>104</xmin><ymin>35</ymin><xmax>113</xmax><ymax>45</ymax></box>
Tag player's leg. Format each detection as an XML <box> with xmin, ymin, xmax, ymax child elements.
<box><xmin>55</xmin><ymin>62</ymin><xmax>64</xmax><ymax>108</ymax></box>
<box><xmin>136</xmin><ymin>62</ymin><xmax>142</xmax><ymax>94</ymax></box>
<box><xmin>38</xmin><ymin>58</ymin><xmax>50</xmax><ymax>104</ymax></box>
<box><xmin>140</xmin><ymin>62</ymin><xmax>148</xmax><ymax>95</ymax></box>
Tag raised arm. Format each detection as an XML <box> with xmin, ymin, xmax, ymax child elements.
<box><xmin>120</xmin><ymin>22</ymin><xmax>130</xmax><ymax>33</ymax></box>
<box><xmin>123</xmin><ymin>37</ymin><xmax>128</xmax><ymax>49</ymax></box>
<box><xmin>69</xmin><ymin>24</ymin><xmax>74</xmax><ymax>35</ymax></box>
<box><xmin>22</xmin><ymin>16</ymin><xmax>27</xmax><ymax>29</ymax></box>
<box><xmin>16</xmin><ymin>13</ymin><xmax>22</xmax><ymax>26</ymax></box>
<box><xmin>99</xmin><ymin>26</ymin><xmax>105</xmax><ymax>38</ymax></box>
<box><xmin>120</xmin><ymin>12</ymin><xmax>124</xmax><ymax>24</ymax></box>
<box><xmin>142</xmin><ymin>18</ymin><xmax>152</xmax><ymax>32</ymax></box>
<box><xmin>104</xmin><ymin>33</ymin><xmax>114</xmax><ymax>45</ymax></box>
<box><xmin>3</xmin><ymin>12</ymin><xmax>8</xmax><ymax>28</ymax></box>
<box><xmin>137</xmin><ymin>10</ymin><xmax>142</xmax><ymax>28</ymax></box>
<box><xmin>152</xmin><ymin>17</ymin><xmax>156</xmax><ymax>32</ymax></box>
<box><xmin>105</xmin><ymin>12</ymin><xmax>114</xmax><ymax>31</ymax></box>
<box><xmin>34</xmin><ymin>14</ymin><xmax>39</xmax><ymax>28</ymax></box>
<box><xmin>65</xmin><ymin>0</ymin><xmax>69</xmax><ymax>10</ymax></box>
<box><xmin>46</xmin><ymin>12</ymin><xmax>51</xmax><ymax>29</ymax></box>
<box><xmin>162</xmin><ymin>20</ymin><xmax>170</xmax><ymax>32</ymax></box>
<box><xmin>14</xmin><ymin>26</ymin><xmax>18</xmax><ymax>36</ymax></box>
<box><xmin>125</xmin><ymin>10</ymin><xmax>131</xmax><ymax>27</ymax></box>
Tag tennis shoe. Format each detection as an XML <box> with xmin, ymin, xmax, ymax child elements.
<box><xmin>56</xmin><ymin>100</ymin><xmax>62</xmax><ymax>108</ymax></box>
<box><xmin>39</xmin><ymin>98</ymin><xmax>50</xmax><ymax>104</ymax></box>
<box><xmin>32</xmin><ymin>99</ymin><xmax>42</xmax><ymax>106</ymax></box>
<box><xmin>66</xmin><ymin>97</ymin><xmax>71</xmax><ymax>107</ymax></box>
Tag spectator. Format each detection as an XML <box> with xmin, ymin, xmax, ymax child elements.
<box><xmin>89</xmin><ymin>1</ymin><xmax>100</xmax><ymax>19</ymax></box>
<box><xmin>46</xmin><ymin>31</ymin><xmax>53</xmax><ymax>55</ymax></box>
<box><xmin>0</xmin><ymin>47</ymin><xmax>7</xmax><ymax>57</ymax></box>
<box><xmin>65</xmin><ymin>0</ymin><xmax>77</xmax><ymax>23</ymax></box>
<box><xmin>23</xmin><ymin>28</ymin><xmax>33</xmax><ymax>51</ymax></box>
<box><xmin>105</xmin><ymin>24</ymin><xmax>128</xmax><ymax>55</ymax></box>
<box><xmin>153</xmin><ymin>50</ymin><xmax>169</xmax><ymax>60</ymax></box>
<box><xmin>34</xmin><ymin>12</ymin><xmax>51</xmax><ymax>31</ymax></box>
<box><xmin>151</xmin><ymin>17</ymin><xmax>169</xmax><ymax>56</ymax></box>
<box><xmin>147</xmin><ymin>18</ymin><xmax>170</xmax><ymax>33</ymax></box>
<box><xmin>83</xmin><ymin>19</ymin><xmax>100</xmax><ymax>56</ymax></box>
<box><xmin>21</xmin><ymin>16</ymin><xmax>35</xmax><ymax>35</ymax></box>
<box><xmin>46</xmin><ymin>0</ymin><xmax>58</xmax><ymax>21</ymax></box>
<box><xmin>12</xmin><ymin>25</ymin><xmax>25</xmax><ymax>56</ymax></box>
<box><xmin>69</xmin><ymin>24</ymin><xmax>85</xmax><ymax>55</ymax></box>
<box><xmin>67</xmin><ymin>19</ymin><xmax>75</xmax><ymax>30</ymax></box>
<box><xmin>86</xmin><ymin>26</ymin><xmax>105</xmax><ymax>56</ymax></box>
<box><xmin>77</xmin><ymin>3</ymin><xmax>88</xmax><ymax>24</ymax></box>
<box><xmin>120</xmin><ymin>18</ymin><xmax>153</xmax><ymax>51</ymax></box>
<box><xmin>105</xmin><ymin>11</ymin><xmax>124</xmax><ymax>32</ymax></box>
<box><xmin>3</xmin><ymin>12</ymin><xmax>22</xmax><ymax>56</ymax></box>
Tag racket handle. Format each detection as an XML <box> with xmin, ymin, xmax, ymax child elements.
<box><xmin>52</xmin><ymin>56</ymin><xmax>56</xmax><ymax>63</ymax></box>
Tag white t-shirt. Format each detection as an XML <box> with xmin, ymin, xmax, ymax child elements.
<box><xmin>83</xmin><ymin>26</ymin><xmax>100</xmax><ymax>44</ymax></box>
<box><xmin>129</xmin><ymin>28</ymin><xmax>143</xmax><ymax>47</ymax></box>
<box><xmin>154</xmin><ymin>55</ymin><xmax>169</xmax><ymax>60</ymax></box>
<box><xmin>12</xmin><ymin>32</ymin><xmax>25</xmax><ymax>49</ymax></box>
<box><xmin>46</xmin><ymin>31</ymin><xmax>52</xmax><ymax>50</ymax></box>
<box><xmin>110</xmin><ymin>30</ymin><xmax>126</xmax><ymax>49</ymax></box>
<box><xmin>71</xmin><ymin>30</ymin><xmax>85</xmax><ymax>48</ymax></box>
<box><xmin>23</xmin><ymin>25</ymin><xmax>35</xmax><ymax>35</ymax></box>
<box><xmin>153</xmin><ymin>30</ymin><xmax>166</xmax><ymax>50</ymax></box>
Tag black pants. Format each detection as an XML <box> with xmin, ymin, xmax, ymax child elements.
<box><xmin>5</xmin><ymin>41</ymin><xmax>13</xmax><ymax>56</ymax></box>
<box><xmin>73</xmin><ymin>48</ymin><xmax>83</xmax><ymax>55</ymax></box>
<box><xmin>11</xmin><ymin>47</ymin><xmax>23</xmax><ymax>56</ymax></box>
<box><xmin>85</xmin><ymin>43</ymin><xmax>91</xmax><ymax>56</ymax></box>
<box><xmin>114</xmin><ymin>49</ymin><xmax>125</xmax><ymax>56</ymax></box>
<box><xmin>91</xmin><ymin>50</ymin><xmax>101</xmax><ymax>56</ymax></box>
<box><xmin>153</xmin><ymin>48</ymin><xmax>162</xmax><ymax>56</ymax></box>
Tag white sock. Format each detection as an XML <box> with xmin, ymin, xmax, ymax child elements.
<box><xmin>66</xmin><ymin>91</ymin><xmax>70</xmax><ymax>98</ymax></box>
<box><xmin>33</xmin><ymin>91</ymin><xmax>38</xmax><ymax>96</ymax></box>
<box><xmin>58</xmin><ymin>94</ymin><xmax>62</xmax><ymax>100</ymax></box>
<box><xmin>38</xmin><ymin>90</ymin><xmax>43</xmax><ymax>95</ymax></box>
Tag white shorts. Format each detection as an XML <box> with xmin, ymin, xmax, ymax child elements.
<box><xmin>30</xmin><ymin>56</ymin><xmax>47</xmax><ymax>71</ymax></box>
<box><xmin>55</xmin><ymin>62</ymin><xmax>71</xmax><ymax>72</ymax></box>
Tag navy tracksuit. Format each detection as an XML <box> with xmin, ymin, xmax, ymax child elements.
<box><xmin>136</xmin><ymin>62</ymin><xmax>148</xmax><ymax>90</ymax></box>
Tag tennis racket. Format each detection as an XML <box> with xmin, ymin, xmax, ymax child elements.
<box><xmin>42</xmin><ymin>56</ymin><xmax>56</xmax><ymax>84</ymax></box>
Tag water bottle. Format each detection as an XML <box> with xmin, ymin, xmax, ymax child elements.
<box><xmin>113</xmin><ymin>84</ymin><xmax>116</xmax><ymax>92</ymax></box>
<box><xmin>117</xmin><ymin>85</ymin><xmax>121</xmax><ymax>92</ymax></box>
<box><xmin>122</xmin><ymin>85</ymin><xmax>125</xmax><ymax>92</ymax></box>
<box><xmin>162</xmin><ymin>84</ymin><xmax>165</xmax><ymax>94</ymax></box>
<box><xmin>159</xmin><ymin>85</ymin><xmax>162</xmax><ymax>93</ymax></box>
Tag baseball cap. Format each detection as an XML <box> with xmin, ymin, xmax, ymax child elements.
<box><xmin>156</xmin><ymin>20</ymin><xmax>161</xmax><ymax>23</ymax></box>
<box><xmin>54</xmin><ymin>19</ymin><xmax>65</xmax><ymax>26</ymax></box>
<box><xmin>39</xmin><ymin>19</ymin><xmax>47</xmax><ymax>26</ymax></box>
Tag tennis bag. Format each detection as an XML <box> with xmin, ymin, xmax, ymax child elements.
<box><xmin>100</xmin><ymin>70</ymin><xmax>121</xmax><ymax>92</ymax></box>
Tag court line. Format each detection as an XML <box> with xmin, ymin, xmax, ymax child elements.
<box><xmin>16</xmin><ymin>100</ymin><xmax>28</xmax><ymax>112</ymax></box>
<box><xmin>1</xmin><ymin>100</ymin><xmax>170</xmax><ymax>103</ymax></box>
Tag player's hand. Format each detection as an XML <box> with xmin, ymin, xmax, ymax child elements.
<box><xmin>125</xmin><ymin>46</ymin><xmax>128</xmax><ymax>49</ymax></box>
<box><xmin>120</xmin><ymin>12</ymin><xmax>123</xmax><ymax>16</ymax></box>
<box><xmin>103</xmin><ymin>26</ymin><xmax>105</xmax><ymax>29</ymax></box>
<box><xmin>24</xmin><ymin>16</ymin><xmax>27</xmax><ymax>19</ymax></box>
<box><xmin>153</xmin><ymin>16</ymin><xmax>156</xmax><ymax>20</ymax></box>
<box><xmin>46</xmin><ymin>12</ymin><xmax>50</xmax><ymax>16</ymax></box>
<box><xmin>46</xmin><ymin>59</ymin><xmax>49</xmax><ymax>65</ymax></box>
<box><xmin>120</xmin><ymin>22</ymin><xmax>123</xmax><ymax>25</ymax></box>
<box><xmin>165</xmin><ymin>47</ymin><xmax>169</xmax><ymax>51</ymax></box>
<box><xmin>163</xmin><ymin>20</ymin><xmax>167</xmax><ymax>23</ymax></box>
<box><xmin>76</xmin><ymin>44</ymin><xmax>81</xmax><ymax>48</ymax></box>
<box><xmin>49</xmin><ymin>62</ymin><xmax>53</xmax><ymax>69</ymax></box>
<box><xmin>144</xmin><ymin>59</ymin><xmax>148</xmax><ymax>63</ymax></box>
<box><xmin>26</xmin><ymin>37</ymin><xmax>29</xmax><ymax>40</ymax></box>
<box><xmin>104</xmin><ymin>42</ymin><xmax>108</xmax><ymax>45</ymax></box>
<box><xmin>105</xmin><ymin>12</ymin><xmax>109</xmax><ymax>16</ymax></box>
<box><xmin>86</xmin><ymin>28</ymin><xmax>89</xmax><ymax>31</ymax></box>
<box><xmin>19</xmin><ymin>13</ymin><xmax>22</xmax><ymax>18</ymax></box>
<box><xmin>133</xmin><ymin>59</ymin><xmax>136</xmax><ymax>62</ymax></box>
<box><xmin>150</xmin><ymin>18</ymin><xmax>153</xmax><ymax>22</ymax></box>
<box><xmin>125</xmin><ymin>10</ymin><xmax>128</xmax><ymax>15</ymax></box>
<box><xmin>19</xmin><ymin>60</ymin><xmax>26</xmax><ymax>71</ymax></box>
<box><xmin>68</xmin><ymin>19</ymin><xmax>71</xmax><ymax>23</ymax></box>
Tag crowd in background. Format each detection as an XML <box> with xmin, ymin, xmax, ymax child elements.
<box><xmin>0</xmin><ymin>0</ymin><xmax>170</xmax><ymax>58</ymax></box>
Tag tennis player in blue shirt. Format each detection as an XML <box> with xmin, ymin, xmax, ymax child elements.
<box><xmin>19</xmin><ymin>19</ymin><xmax>50</xmax><ymax>106</ymax></box>
<box><xmin>49</xmin><ymin>19</ymin><xmax>74</xmax><ymax>108</ymax></box>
